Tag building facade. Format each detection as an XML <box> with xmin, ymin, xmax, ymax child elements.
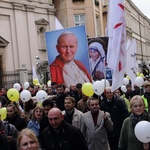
<box><xmin>0</xmin><ymin>0</ymin><xmax>55</xmax><ymax>87</ymax></box>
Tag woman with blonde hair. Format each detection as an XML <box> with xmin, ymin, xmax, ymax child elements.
<box><xmin>118</xmin><ymin>95</ymin><xmax>150</xmax><ymax>150</ymax></box>
<box><xmin>17</xmin><ymin>128</ymin><xmax>43</xmax><ymax>150</ymax></box>
<box><xmin>27</xmin><ymin>106</ymin><xmax>44</xmax><ymax>137</ymax></box>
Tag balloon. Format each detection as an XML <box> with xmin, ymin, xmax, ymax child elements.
<box><xmin>33</xmin><ymin>78</ymin><xmax>39</xmax><ymax>85</ymax></box>
<box><xmin>123</xmin><ymin>78</ymin><xmax>129</xmax><ymax>85</ymax></box>
<box><xmin>82</xmin><ymin>83</ymin><xmax>94</xmax><ymax>96</ymax></box>
<box><xmin>134</xmin><ymin>121</ymin><xmax>150</xmax><ymax>143</ymax></box>
<box><xmin>121</xmin><ymin>85</ymin><xmax>127</xmax><ymax>93</ymax></box>
<box><xmin>13</xmin><ymin>83</ymin><xmax>21</xmax><ymax>91</ymax></box>
<box><xmin>126</xmin><ymin>75</ymin><xmax>130</xmax><ymax>80</ymax></box>
<box><xmin>20</xmin><ymin>90</ymin><xmax>31</xmax><ymax>102</ymax></box>
<box><xmin>36</xmin><ymin>90</ymin><xmax>48</xmax><ymax>102</ymax></box>
<box><xmin>47</xmin><ymin>80</ymin><xmax>51</xmax><ymax>87</ymax></box>
<box><xmin>93</xmin><ymin>81</ymin><xmax>104</xmax><ymax>95</ymax></box>
<box><xmin>24</xmin><ymin>82</ymin><xmax>29</xmax><ymax>89</ymax></box>
<box><xmin>135</xmin><ymin>76</ymin><xmax>144</xmax><ymax>87</ymax></box>
<box><xmin>0</xmin><ymin>107</ymin><xmax>7</xmax><ymax>120</ymax></box>
<box><xmin>101</xmin><ymin>79</ymin><xmax>110</xmax><ymax>89</ymax></box>
<box><xmin>7</xmin><ymin>88</ymin><xmax>19</xmax><ymax>102</ymax></box>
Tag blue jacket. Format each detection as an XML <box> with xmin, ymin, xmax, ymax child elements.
<box><xmin>27</xmin><ymin>120</ymin><xmax>40</xmax><ymax>137</ymax></box>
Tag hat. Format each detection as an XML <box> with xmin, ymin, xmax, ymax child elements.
<box><xmin>144</xmin><ymin>81</ymin><xmax>150</xmax><ymax>88</ymax></box>
<box><xmin>89</xmin><ymin>42</ymin><xmax>105</xmax><ymax>58</ymax></box>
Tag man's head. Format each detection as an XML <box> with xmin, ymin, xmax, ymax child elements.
<box><xmin>87</xmin><ymin>97</ymin><xmax>100</xmax><ymax>114</ymax></box>
<box><xmin>42</xmin><ymin>99</ymin><xmax>54</xmax><ymax>117</ymax></box>
<box><xmin>48</xmin><ymin>108</ymin><xmax>64</xmax><ymax>129</ymax></box>
<box><xmin>56</xmin><ymin>84</ymin><xmax>66</xmax><ymax>96</ymax></box>
<box><xmin>144</xmin><ymin>81</ymin><xmax>150</xmax><ymax>93</ymax></box>
<box><xmin>64</xmin><ymin>97</ymin><xmax>75</xmax><ymax>112</ymax></box>
<box><xmin>104</xmin><ymin>87</ymin><xmax>114</xmax><ymax>100</ymax></box>
<box><xmin>56</xmin><ymin>32</ymin><xmax>78</xmax><ymax>63</ymax></box>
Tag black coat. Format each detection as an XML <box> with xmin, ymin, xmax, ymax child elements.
<box><xmin>41</xmin><ymin>121</ymin><xmax>88</xmax><ymax>150</ymax></box>
<box><xmin>5</xmin><ymin>114</ymin><xmax>27</xmax><ymax>131</ymax></box>
<box><xmin>100</xmin><ymin>96</ymin><xmax>129</xmax><ymax>137</ymax></box>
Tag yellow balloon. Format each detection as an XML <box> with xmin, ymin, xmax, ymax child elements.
<box><xmin>82</xmin><ymin>83</ymin><xmax>94</xmax><ymax>97</ymax></box>
<box><xmin>33</xmin><ymin>78</ymin><xmax>39</xmax><ymax>85</ymax></box>
<box><xmin>36</xmin><ymin>102</ymin><xmax>42</xmax><ymax>107</ymax></box>
<box><xmin>136</xmin><ymin>72</ymin><xmax>140</xmax><ymax>77</ymax></box>
<box><xmin>126</xmin><ymin>75</ymin><xmax>130</xmax><ymax>80</ymax></box>
<box><xmin>140</xmin><ymin>73</ymin><xmax>144</xmax><ymax>78</ymax></box>
<box><xmin>7</xmin><ymin>88</ymin><xmax>19</xmax><ymax>102</ymax></box>
<box><xmin>47</xmin><ymin>80</ymin><xmax>51</xmax><ymax>86</ymax></box>
<box><xmin>0</xmin><ymin>107</ymin><xmax>7</xmax><ymax>120</ymax></box>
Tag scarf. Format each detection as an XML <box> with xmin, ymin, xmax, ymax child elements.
<box><xmin>130</xmin><ymin>110</ymin><xmax>149</xmax><ymax>128</ymax></box>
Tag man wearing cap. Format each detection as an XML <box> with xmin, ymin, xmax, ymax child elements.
<box><xmin>142</xmin><ymin>81</ymin><xmax>150</xmax><ymax>112</ymax></box>
<box><xmin>89</xmin><ymin>42</ymin><xmax>105</xmax><ymax>80</ymax></box>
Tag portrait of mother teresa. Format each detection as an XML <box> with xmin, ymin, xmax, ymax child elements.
<box><xmin>89</xmin><ymin>42</ymin><xmax>105</xmax><ymax>80</ymax></box>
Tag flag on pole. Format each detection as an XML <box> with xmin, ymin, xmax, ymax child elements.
<box><xmin>107</xmin><ymin>0</ymin><xmax>126</xmax><ymax>92</ymax></box>
<box><xmin>54</xmin><ymin>17</ymin><xmax>64</xmax><ymax>30</ymax></box>
<box><xmin>126</xmin><ymin>38</ymin><xmax>138</xmax><ymax>89</ymax></box>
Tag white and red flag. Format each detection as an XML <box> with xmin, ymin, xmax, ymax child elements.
<box><xmin>107</xmin><ymin>0</ymin><xmax>126</xmax><ymax>92</ymax></box>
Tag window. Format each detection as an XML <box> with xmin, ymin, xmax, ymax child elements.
<box><xmin>74</xmin><ymin>14</ymin><xmax>85</xmax><ymax>26</ymax></box>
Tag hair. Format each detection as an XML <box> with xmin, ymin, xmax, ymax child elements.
<box><xmin>7</xmin><ymin>103</ymin><xmax>18</xmax><ymax>113</ymax></box>
<box><xmin>56</xmin><ymin>84</ymin><xmax>66</xmax><ymax>90</ymax></box>
<box><xmin>42</xmin><ymin>98</ymin><xmax>54</xmax><ymax>107</ymax></box>
<box><xmin>64</xmin><ymin>96</ymin><xmax>75</xmax><ymax>103</ymax></box>
<box><xmin>17</xmin><ymin>128</ymin><xmax>39</xmax><ymax>150</ymax></box>
<box><xmin>31</xmin><ymin>106</ymin><xmax>44</xmax><ymax>120</ymax></box>
<box><xmin>87</xmin><ymin>97</ymin><xmax>98</xmax><ymax>107</ymax></box>
<box><xmin>130</xmin><ymin>95</ymin><xmax>145</xmax><ymax>108</ymax></box>
<box><xmin>57</xmin><ymin>31</ymin><xmax>78</xmax><ymax>45</ymax></box>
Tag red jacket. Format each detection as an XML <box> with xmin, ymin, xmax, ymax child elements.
<box><xmin>50</xmin><ymin>56</ymin><xmax>92</xmax><ymax>85</ymax></box>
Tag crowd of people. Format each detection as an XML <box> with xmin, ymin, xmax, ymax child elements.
<box><xmin>0</xmin><ymin>78</ymin><xmax>150</xmax><ymax>150</ymax></box>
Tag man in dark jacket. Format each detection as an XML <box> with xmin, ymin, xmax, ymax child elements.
<box><xmin>41</xmin><ymin>108</ymin><xmax>88</xmax><ymax>150</ymax></box>
<box><xmin>100</xmin><ymin>86</ymin><xmax>129</xmax><ymax>150</ymax></box>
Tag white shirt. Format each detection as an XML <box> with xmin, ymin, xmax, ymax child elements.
<box><xmin>63</xmin><ymin>61</ymin><xmax>90</xmax><ymax>88</ymax></box>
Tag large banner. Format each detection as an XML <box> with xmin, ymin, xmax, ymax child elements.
<box><xmin>88</xmin><ymin>37</ymin><xmax>112</xmax><ymax>81</ymax></box>
<box><xmin>45</xmin><ymin>26</ymin><xmax>92</xmax><ymax>88</ymax></box>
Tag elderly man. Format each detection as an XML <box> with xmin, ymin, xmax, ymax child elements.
<box><xmin>50</xmin><ymin>31</ymin><xmax>92</xmax><ymax>88</ymax></box>
<box><xmin>41</xmin><ymin>108</ymin><xmax>88</xmax><ymax>150</ymax></box>
<box><xmin>100</xmin><ymin>86</ymin><xmax>129</xmax><ymax>150</ymax></box>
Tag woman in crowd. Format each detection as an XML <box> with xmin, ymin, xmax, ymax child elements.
<box><xmin>17</xmin><ymin>128</ymin><xmax>42</xmax><ymax>150</ymax></box>
<box><xmin>27</xmin><ymin>105</ymin><xmax>44</xmax><ymax>137</ymax></box>
<box><xmin>118</xmin><ymin>95</ymin><xmax>150</xmax><ymax>150</ymax></box>
<box><xmin>5</xmin><ymin>103</ymin><xmax>27</xmax><ymax>131</ymax></box>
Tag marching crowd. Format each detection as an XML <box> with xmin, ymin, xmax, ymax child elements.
<box><xmin>0</xmin><ymin>79</ymin><xmax>150</xmax><ymax>150</ymax></box>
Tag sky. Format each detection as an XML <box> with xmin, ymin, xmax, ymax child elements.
<box><xmin>132</xmin><ymin>0</ymin><xmax>150</xmax><ymax>19</ymax></box>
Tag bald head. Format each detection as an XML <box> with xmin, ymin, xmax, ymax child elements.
<box><xmin>48</xmin><ymin>108</ymin><xmax>64</xmax><ymax>129</ymax></box>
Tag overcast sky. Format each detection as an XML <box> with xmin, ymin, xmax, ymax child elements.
<box><xmin>132</xmin><ymin>0</ymin><xmax>150</xmax><ymax>19</ymax></box>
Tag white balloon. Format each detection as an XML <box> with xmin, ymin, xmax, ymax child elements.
<box><xmin>121</xmin><ymin>85</ymin><xmax>127</xmax><ymax>93</ymax></box>
<box><xmin>24</xmin><ymin>82</ymin><xmax>30</xmax><ymax>89</ymax></box>
<box><xmin>135</xmin><ymin>76</ymin><xmax>144</xmax><ymax>87</ymax></box>
<box><xmin>20</xmin><ymin>90</ymin><xmax>31</xmax><ymax>102</ymax></box>
<box><xmin>123</xmin><ymin>78</ymin><xmax>129</xmax><ymax>85</ymax></box>
<box><xmin>36</xmin><ymin>90</ymin><xmax>48</xmax><ymax>102</ymax></box>
<box><xmin>93</xmin><ymin>81</ymin><xmax>104</xmax><ymax>95</ymax></box>
<box><xmin>134</xmin><ymin>121</ymin><xmax>150</xmax><ymax>143</ymax></box>
<box><xmin>13</xmin><ymin>83</ymin><xmax>21</xmax><ymax>91</ymax></box>
<box><xmin>101</xmin><ymin>79</ymin><xmax>110</xmax><ymax>89</ymax></box>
